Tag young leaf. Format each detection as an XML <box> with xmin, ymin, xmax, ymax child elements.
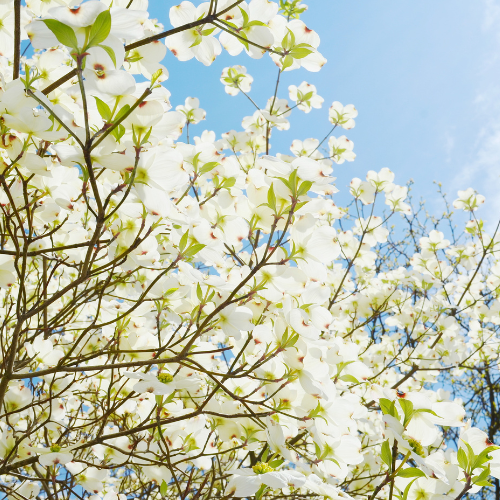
<box><xmin>160</xmin><ymin>480</ymin><xmax>168</xmax><ymax>496</ymax></box>
<box><xmin>339</xmin><ymin>374</ymin><xmax>359</xmax><ymax>384</ymax></box>
<box><xmin>42</xmin><ymin>20</ymin><xmax>79</xmax><ymax>50</ymax></box>
<box><xmin>297</xmin><ymin>180</ymin><xmax>312</xmax><ymax>197</ymax></box>
<box><xmin>110</xmin><ymin>124</ymin><xmax>125</xmax><ymax>142</ymax></box>
<box><xmin>399</xmin><ymin>399</ymin><xmax>414</xmax><ymax>426</ymax></box>
<box><xmin>179</xmin><ymin>231</ymin><xmax>189</xmax><ymax>252</ymax></box>
<box><xmin>379</xmin><ymin>398</ymin><xmax>399</xmax><ymax>419</ymax></box>
<box><xmin>94</xmin><ymin>96</ymin><xmax>112</xmax><ymax>122</ymax></box>
<box><xmin>199</xmin><ymin>162</ymin><xmax>219</xmax><ymax>175</ymax></box>
<box><xmin>472</xmin><ymin>466</ymin><xmax>491</xmax><ymax>485</ymax></box>
<box><xmin>87</xmin><ymin>10</ymin><xmax>112</xmax><ymax>48</ymax></box>
<box><xmin>397</xmin><ymin>468</ymin><xmax>426</xmax><ymax>478</ymax></box>
<box><xmin>457</xmin><ymin>447</ymin><xmax>469</xmax><ymax>471</ymax></box>
<box><xmin>380</xmin><ymin>439</ymin><xmax>392</xmax><ymax>468</ymax></box>
<box><xmin>268</xmin><ymin>459</ymin><xmax>284</xmax><ymax>468</ymax></box>
<box><xmin>196</xmin><ymin>283</ymin><xmax>203</xmax><ymax>302</ymax></box>
<box><xmin>184</xmin><ymin>243</ymin><xmax>206</xmax><ymax>257</ymax></box>
<box><xmin>267</xmin><ymin>184</ymin><xmax>277</xmax><ymax>212</ymax></box>
<box><xmin>402</xmin><ymin>478</ymin><xmax>420</xmax><ymax>500</ymax></box>
<box><xmin>113</xmin><ymin>104</ymin><xmax>131</xmax><ymax>124</ymax></box>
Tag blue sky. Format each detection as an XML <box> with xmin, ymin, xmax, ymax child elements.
<box><xmin>148</xmin><ymin>0</ymin><xmax>500</xmax><ymax>218</ymax></box>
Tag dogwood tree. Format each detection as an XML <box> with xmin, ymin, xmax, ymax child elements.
<box><xmin>0</xmin><ymin>1</ymin><xmax>499</xmax><ymax>500</ymax></box>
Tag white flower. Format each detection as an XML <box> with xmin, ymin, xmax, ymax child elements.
<box><xmin>220</xmin><ymin>65</ymin><xmax>253</xmax><ymax>96</ymax></box>
<box><xmin>329</xmin><ymin>101</ymin><xmax>358</xmax><ymax>129</ymax></box>
<box><xmin>453</xmin><ymin>188</ymin><xmax>485</xmax><ymax>212</ymax></box>
<box><xmin>166</xmin><ymin>1</ymin><xmax>221</xmax><ymax>66</ymax></box>
<box><xmin>124</xmin><ymin>369</ymin><xmax>198</xmax><ymax>396</ymax></box>
<box><xmin>226</xmin><ymin>463</ymin><xmax>306</xmax><ymax>497</ymax></box>
<box><xmin>176</xmin><ymin>97</ymin><xmax>206</xmax><ymax>125</ymax></box>
<box><xmin>38</xmin><ymin>445</ymin><xmax>74</xmax><ymax>467</ymax></box>
<box><xmin>288</xmin><ymin>81</ymin><xmax>323</xmax><ymax>112</ymax></box>
<box><xmin>328</xmin><ymin>135</ymin><xmax>355</xmax><ymax>164</ymax></box>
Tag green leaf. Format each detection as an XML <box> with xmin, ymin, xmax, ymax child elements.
<box><xmin>94</xmin><ymin>96</ymin><xmax>112</xmax><ymax>122</ymax></box>
<box><xmin>201</xmin><ymin>27</ymin><xmax>216</xmax><ymax>36</ymax></box>
<box><xmin>223</xmin><ymin>177</ymin><xmax>236</xmax><ymax>189</ymax></box>
<box><xmin>196</xmin><ymin>283</ymin><xmax>203</xmax><ymax>302</ymax></box>
<box><xmin>291</xmin><ymin>46</ymin><xmax>313</xmax><ymax>59</ymax></box>
<box><xmin>402</xmin><ymin>478</ymin><xmax>419</xmax><ymax>500</ymax></box>
<box><xmin>464</xmin><ymin>442</ymin><xmax>476</xmax><ymax>463</ymax></box>
<box><xmin>379</xmin><ymin>398</ymin><xmax>399</xmax><ymax>420</ymax></box>
<box><xmin>150</xmin><ymin>68</ymin><xmax>164</xmax><ymax>86</ymax></box>
<box><xmin>473</xmin><ymin>466</ymin><xmax>491</xmax><ymax>485</ymax></box>
<box><xmin>113</xmin><ymin>104</ymin><xmax>131</xmax><ymax>124</ymax></box>
<box><xmin>238</xmin><ymin>6</ymin><xmax>250</xmax><ymax>27</ymax></box>
<box><xmin>255</xmin><ymin>484</ymin><xmax>267</xmax><ymax>500</ymax></box>
<box><xmin>247</xmin><ymin>20</ymin><xmax>267</xmax><ymax>27</ymax></box>
<box><xmin>110</xmin><ymin>124</ymin><xmax>125</xmax><ymax>142</ymax></box>
<box><xmin>87</xmin><ymin>10</ymin><xmax>112</xmax><ymax>48</ymax></box>
<box><xmin>42</xmin><ymin>19</ymin><xmax>79</xmax><ymax>50</ymax></box>
<box><xmin>189</xmin><ymin>35</ymin><xmax>203</xmax><ymax>48</ymax></box>
<box><xmin>179</xmin><ymin>231</ymin><xmax>189</xmax><ymax>252</ymax></box>
<box><xmin>380</xmin><ymin>439</ymin><xmax>392</xmax><ymax>468</ymax></box>
<box><xmin>97</xmin><ymin>44</ymin><xmax>117</xmax><ymax>67</ymax></box>
<box><xmin>160</xmin><ymin>480</ymin><xmax>168</xmax><ymax>496</ymax></box>
<box><xmin>475</xmin><ymin>480</ymin><xmax>493</xmax><ymax>487</ymax></box>
<box><xmin>199</xmin><ymin>161</ymin><xmax>219</xmax><ymax>175</ymax></box>
<box><xmin>399</xmin><ymin>399</ymin><xmax>414</xmax><ymax>426</ymax></box>
<box><xmin>339</xmin><ymin>374</ymin><xmax>359</xmax><ymax>384</ymax></box>
<box><xmin>414</xmin><ymin>408</ymin><xmax>439</xmax><ymax>418</ymax></box>
<box><xmin>397</xmin><ymin>468</ymin><xmax>426</xmax><ymax>478</ymax></box>
<box><xmin>163</xmin><ymin>391</ymin><xmax>176</xmax><ymax>404</ymax></box>
<box><xmin>457</xmin><ymin>447</ymin><xmax>469</xmax><ymax>471</ymax></box>
<box><xmin>141</xmin><ymin>126</ymin><xmax>153</xmax><ymax>146</ymax></box>
<box><xmin>281</xmin><ymin>54</ymin><xmax>294</xmax><ymax>71</ymax></box>
<box><xmin>297</xmin><ymin>180</ymin><xmax>312</xmax><ymax>197</ymax></box>
<box><xmin>267</xmin><ymin>184</ymin><xmax>277</xmax><ymax>212</ymax></box>
<box><xmin>472</xmin><ymin>446</ymin><xmax>500</xmax><ymax>470</ymax></box>
<box><xmin>184</xmin><ymin>243</ymin><xmax>206</xmax><ymax>257</ymax></box>
<box><xmin>268</xmin><ymin>459</ymin><xmax>284</xmax><ymax>468</ymax></box>
<box><xmin>302</xmin><ymin>91</ymin><xmax>314</xmax><ymax>101</ymax></box>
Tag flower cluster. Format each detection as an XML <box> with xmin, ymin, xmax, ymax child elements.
<box><xmin>0</xmin><ymin>2</ymin><xmax>499</xmax><ymax>500</ymax></box>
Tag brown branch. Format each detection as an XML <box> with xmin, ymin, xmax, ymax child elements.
<box><xmin>13</xmin><ymin>0</ymin><xmax>21</xmax><ymax>80</ymax></box>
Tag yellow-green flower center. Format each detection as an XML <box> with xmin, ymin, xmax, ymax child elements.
<box><xmin>252</xmin><ymin>462</ymin><xmax>274</xmax><ymax>474</ymax></box>
<box><xmin>50</xmin><ymin>444</ymin><xmax>61</xmax><ymax>453</ymax></box>
<box><xmin>407</xmin><ymin>437</ymin><xmax>425</xmax><ymax>457</ymax></box>
<box><xmin>158</xmin><ymin>373</ymin><xmax>174</xmax><ymax>384</ymax></box>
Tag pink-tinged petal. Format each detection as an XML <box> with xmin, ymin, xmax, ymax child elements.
<box><xmin>122</xmin><ymin>99</ymin><xmax>164</xmax><ymax>130</ymax></box>
<box><xmin>307</xmin><ymin>226</ymin><xmax>340</xmax><ymax>263</ymax></box>
<box><xmin>301</xmin><ymin>51</ymin><xmax>327</xmax><ymax>72</ymax></box>
<box><xmin>226</xmin><ymin>474</ymin><xmax>261</xmax><ymax>498</ymax></box>
<box><xmin>134</xmin><ymin>184</ymin><xmax>172</xmax><ymax>217</ymax></box>
<box><xmin>86</xmin><ymin>35</ymin><xmax>125</xmax><ymax>70</ymax></box>
<box><xmin>169</xmin><ymin>1</ymin><xmax>196</xmax><ymax>27</ymax></box>
<box><xmin>39</xmin><ymin>452</ymin><xmax>74</xmax><ymax>467</ymax></box>
<box><xmin>110</xmin><ymin>6</ymin><xmax>147</xmax><ymax>39</ymax></box>
<box><xmin>288</xmin><ymin>19</ymin><xmax>320</xmax><ymax>47</ymax></box>
<box><xmin>246</xmin><ymin>26</ymin><xmax>274</xmax><ymax>59</ymax></box>
<box><xmin>97</xmin><ymin>153</ymin><xmax>136</xmax><ymax>172</ymax></box>
<box><xmin>48</xmin><ymin>1</ymin><xmax>106</xmax><ymax>28</ymax></box>
<box><xmin>192</xmin><ymin>37</ymin><xmax>221</xmax><ymax>66</ymax></box>
<box><xmin>165</xmin><ymin>32</ymin><xmax>195</xmax><ymax>61</ymax></box>
<box><xmin>154</xmin><ymin>111</ymin><xmax>186</xmax><ymax>140</ymax></box>
<box><xmin>249</xmin><ymin>0</ymin><xmax>279</xmax><ymax>22</ymax></box>
<box><xmin>25</xmin><ymin>20</ymin><xmax>59</xmax><ymax>49</ymax></box>
<box><xmin>84</xmin><ymin>69</ymin><xmax>136</xmax><ymax>97</ymax></box>
<box><xmin>220</xmin><ymin>31</ymin><xmax>244</xmax><ymax>56</ymax></box>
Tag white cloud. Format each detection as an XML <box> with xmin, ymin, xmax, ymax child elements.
<box><xmin>451</xmin><ymin>0</ymin><xmax>500</xmax><ymax>224</ymax></box>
